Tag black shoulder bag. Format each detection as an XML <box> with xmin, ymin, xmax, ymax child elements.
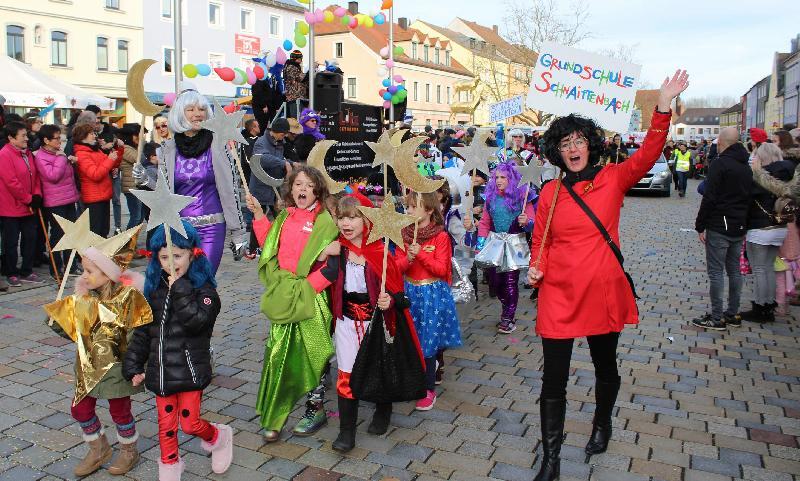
<box><xmin>562</xmin><ymin>182</ymin><xmax>640</xmax><ymax>301</ymax></box>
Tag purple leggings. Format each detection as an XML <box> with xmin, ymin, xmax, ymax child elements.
<box><xmin>487</xmin><ymin>267</ymin><xmax>520</xmax><ymax>321</ymax></box>
<box><xmin>196</xmin><ymin>222</ymin><xmax>226</xmax><ymax>274</ymax></box>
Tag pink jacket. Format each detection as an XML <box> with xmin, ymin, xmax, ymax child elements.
<box><xmin>0</xmin><ymin>143</ymin><xmax>41</xmax><ymax>217</ymax></box>
<box><xmin>34</xmin><ymin>148</ymin><xmax>80</xmax><ymax>207</ymax></box>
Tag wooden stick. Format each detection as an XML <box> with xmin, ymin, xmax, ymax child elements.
<box><xmin>380</xmin><ymin>241</ymin><xmax>389</xmax><ymax>294</ymax></box>
<box><xmin>468</xmin><ymin>168</ymin><xmax>476</xmax><ymax>225</ymax></box>
<box><xmin>164</xmin><ymin>226</ymin><xmax>177</xmax><ymax>279</ymax></box>
<box><xmin>412</xmin><ymin>194</ymin><xmax>422</xmax><ymax>244</ymax></box>
<box><xmin>37</xmin><ymin>210</ymin><xmax>60</xmax><ymax>285</ymax></box>
<box><xmin>229</xmin><ymin>142</ymin><xmax>251</xmax><ymax>198</ymax></box>
<box><xmin>533</xmin><ymin>172</ymin><xmax>564</xmax><ymax>268</ymax></box>
<box><xmin>136</xmin><ymin>117</ymin><xmax>147</xmax><ymax>174</ymax></box>
<box><xmin>55</xmin><ymin>250</ymin><xmax>76</xmax><ymax>301</ymax></box>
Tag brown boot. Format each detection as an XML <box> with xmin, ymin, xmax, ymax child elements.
<box><xmin>107</xmin><ymin>438</ymin><xmax>140</xmax><ymax>475</ymax></box>
<box><xmin>73</xmin><ymin>432</ymin><xmax>113</xmax><ymax>477</ymax></box>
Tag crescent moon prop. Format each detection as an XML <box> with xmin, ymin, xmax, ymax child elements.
<box><xmin>391</xmin><ymin>136</ymin><xmax>444</xmax><ymax>193</ymax></box>
<box><xmin>126</xmin><ymin>59</ymin><xmax>163</xmax><ymax>116</ymax></box>
<box><xmin>306</xmin><ymin>140</ymin><xmax>346</xmax><ymax>194</ymax></box>
<box><xmin>249</xmin><ymin>154</ymin><xmax>283</xmax><ymax>188</ymax></box>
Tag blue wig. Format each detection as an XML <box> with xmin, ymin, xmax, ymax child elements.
<box><xmin>143</xmin><ymin>220</ymin><xmax>217</xmax><ymax>299</ymax></box>
<box><xmin>485</xmin><ymin>162</ymin><xmax>526</xmax><ymax>212</ymax></box>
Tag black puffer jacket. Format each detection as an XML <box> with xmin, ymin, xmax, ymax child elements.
<box><xmin>747</xmin><ymin>160</ymin><xmax>795</xmax><ymax>230</ymax></box>
<box><xmin>695</xmin><ymin>143</ymin><xmax>753</xmax><ymax>235</ymax></box>
<box><xmin>123</xmin><ymin>277</ymin><xmax>220</xmax><ymax>396</ymax></box>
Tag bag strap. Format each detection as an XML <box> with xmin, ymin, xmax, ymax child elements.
<box><xmin>562</xmin><ymin>182</ymin><xmax>640</xmax><ymax>300</ymax></box>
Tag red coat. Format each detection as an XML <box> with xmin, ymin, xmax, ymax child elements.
<box><xmin>530</xmin><ymin>111</ymin><xmax>670</xmax><ymax>339</ymax></box>
<box><xmin>0</xmin><ymin>143</ymin><xmax>41</xmax><ymax>217</ymax></box>
<box><xmin>74</xmin><ymin>143</ymin><xmax>122</xmax><ymax>204</ymax></box>
<box><xmin>395</xmin><ymin>230</ymin><xmax>453</xmax><ymax>285</ymax></box>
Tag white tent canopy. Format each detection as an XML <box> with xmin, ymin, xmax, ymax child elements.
<box><xmin>0</xmin><ymin>56</ymin><xmax>115</xmax><ymax>110</ymax></box>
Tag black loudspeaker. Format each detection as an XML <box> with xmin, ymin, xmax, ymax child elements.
<box><xmin>314</xmin><ymin>72</ymin><xmax>343</xmax><ymax>114</ymax></box>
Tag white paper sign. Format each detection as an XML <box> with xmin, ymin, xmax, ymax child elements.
<box><xmin>489</xmin><ymin>96</ymin><xmax>525</xmax><ymax>123</ymax></box>
<box><xmin>526</xmin><ymin>41</ymin><xmax>642</xmax><ymax>132</ymax></box>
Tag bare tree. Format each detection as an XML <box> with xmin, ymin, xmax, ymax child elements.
<box><xmin>598</xmin><ymin>43</ymin><xmax>640</xmax><ymax>64</ymax></box>
<box><xmin>684</xmin><ymin>95</ymin><xmax>738</xmax><ymax>108</ymax></box>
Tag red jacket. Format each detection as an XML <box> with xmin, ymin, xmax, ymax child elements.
<box><xmin>530</xmin><ymin>111</ymin><xmax>670</xmax><ymax>339</ymax></box>
<box><xmin>0</xmin><ymin>143</ymin><xmax>41</xmax><ymax>217</ymax></box>
<box><xmin>396</xmin><ymin>230</ymin><xmax>453</xmax><ymax>285</ymax></box>
<box><xmin>74</xmin><ymin>143</ymin><xmax>122</xmax><ymax>204</ymax></box>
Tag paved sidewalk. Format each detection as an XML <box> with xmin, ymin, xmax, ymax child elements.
<box><xmin>0</xmin><ymin>180</ymin><xmax>798</xmax><ymax>481</ymax></box>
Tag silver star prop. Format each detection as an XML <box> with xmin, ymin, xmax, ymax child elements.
<box><xmin>130</xmin><ymin>167</ymin><xmax>196</xmax><ymax>238</ymax></box>
<box><xmin>517</xmin><ymin>159</ymin><xmax>543</xmax><ymax>189</ymax></box>
<box><xmin>453</xmin><ymin>130</ymin><xmax>497</xmax><ymax>177</ymax></box>
<box><xmin>202</xmin><ymin>99</ymin><xmax>248</xmax><ymax>146</ymax></box>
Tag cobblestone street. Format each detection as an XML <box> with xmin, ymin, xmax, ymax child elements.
<box><xmin>0</xmin><ymin>179</ymin><xmax>799</xmax><ymax>481</ymax></box>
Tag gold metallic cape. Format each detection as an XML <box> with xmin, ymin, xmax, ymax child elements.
<box><xmin>45</xmin><ymin>285</ymin><xmax>153</xmax><ymax>405</ymax></box>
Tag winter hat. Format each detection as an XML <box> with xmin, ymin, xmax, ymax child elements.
<box><xmin>270</xmin><ymin>117</ymin><xmax>290</xmax><ymax>133</ymax></box>
<box><xmin>403</xmin><ymin>113</ymin><xmax>414</xmax><ymax>124</ymax></box>
<box><xmin>290</xmin><ymin>50</ymin><xmax>303</xmax><ymax>61</ymax></box>
<box><xmin>749</xmin><ymin>128</ymin><xmax>768</xmax><ymax>144</ymax></box>
<box><xmin>287</xmin><ymin>117</ymin><xmax>303</xmax><ymax>135</ymax></box>
<box><xmin>300</xmin><ymin>108</ymin><xmax>325</xmax><ymax>140</ymax></box>
<box><xmin>79</xmin><ymin>226</ymin><xmax>144</xmax><ymax>291</ymax></box>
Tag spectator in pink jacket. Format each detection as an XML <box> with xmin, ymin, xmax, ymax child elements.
<box><xmin>35</xmin><ymin>124</ymin><xmax>81</xmax><ymax>278</ymax></box>
<box><xmin>0</xmin><ymin>121</ymin><xmax>44</xmax><ymax>287</ymax></box>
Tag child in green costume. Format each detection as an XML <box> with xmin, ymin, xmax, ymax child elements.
<box><xmin>248</xmin><ymin>166</ymin><xmax>341</xmax><ymax>442</ymax></box>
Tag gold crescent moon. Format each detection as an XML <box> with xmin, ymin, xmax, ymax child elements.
<box><xmin>391</xmin><ymin>136</ymin><xmax>444</xmax><ymax>193</ymax></box>
<box><xmin>126</xmin><ymin>59</ymin><xmax>163</xmax><ymax>117</ymax></box>
<box><xmin>306</xmin><ymin>140</ymin><xmax>346</xmax><ymax>194</ymax></box>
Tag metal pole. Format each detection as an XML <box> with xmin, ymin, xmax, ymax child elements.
<box><xmin>309</xmin><ymin>0</ymin><xmax>315</xmax><ymax>111</ymax></box>
<box><xmin>388</xmin><ymin>6</ymin><xmax>394</xmax><ymax>127</ymax></box>
<box><xmin>173</xmin><ymin>0</ymin><xmax>183</xmax><ymax>92</ymax></box>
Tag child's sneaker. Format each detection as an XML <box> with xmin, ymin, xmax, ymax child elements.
<box><xmin>415</xmin><ymin>390</ymin><xmax>436</xmax><ymax>411</ymax></box>
<box><xmin>20</xmin><ymin>273</ymin><xmax>44</xmax><ymax>284</ymax></box>
<box><xmin>497</xmin><ymin>319</ymin><xmax>517</xmax><ymax>334</ymax></box>
<box><xmin>6</xmin><ymin>276</ymin><xmax>20</xmax><ymax>287</ymax></box>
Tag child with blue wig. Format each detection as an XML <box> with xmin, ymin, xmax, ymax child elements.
<box><xmin>123</xmin><ymin>220</ymin><xmax>233</xmax><ymax>481</ymax></box>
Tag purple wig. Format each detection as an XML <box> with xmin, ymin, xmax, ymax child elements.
<box><xmin>485</xmin><ymin>162</ymin><xmax>526</xmax><ymax>211</ymax></box>
<box><xmin>299</xmin><ymin>108</ymin><xmax>325</xmax><ymax>141</ymax></box>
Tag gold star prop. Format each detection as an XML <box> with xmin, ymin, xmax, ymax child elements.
<box><xmin>366</xmin><ymin>130</ymin><xmax>397</xmax><ymax>169</ymax></box>
<box><xmin>358</xmin><ymin>193</ymin><xmax>416</xmax><ymax>251</ymax></box>
<box><xmin>130</xmin><ymin>167</ymin><xmax>196</xmax><ymax>238</ymax></box>
<box><xmin>453</xmin><ymin>130</ymin><xmax>498</xmax><ymax>177</ymax></box>
<box><xmin>52</xmin><ymin>211</ymin><xmax>106</xmax><ymax>301</ymax></box>
<box><xmin>202</xmin><ymin>99</ymin><xmax>248</xmax><ymax>146</ymax></box>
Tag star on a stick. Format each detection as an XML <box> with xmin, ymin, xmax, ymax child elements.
<box><xmin>517</xmin><ymin>159</ymin><xmax>543</xmax><ymax>188</ymax></box>
<box><xmin>453</xmin><ymin>130</ymin><xmax>498</xmax><ymax>177</ymax></box>
<box><xmin>52</xmin><ymin>210</ymin><xmax>104</xmax><ymax>252</ymax></box>
<box><xmin>358</xmin><ymin>194</ymin><xmax>416</xmax><ymax>251</ymax></box>
<box><xmin>202</xmin><ymin>99</ymin><xmax>248</xmax><ymax>146</ymax></box>
<box><xmin>365</xmin><ymin>130</ymin><xmax>397</xmax><ymax>169</ymax></box>
<box><xmin>130</xmin><ymin>168</ymin><xmax>195</xmax><ymax>238</ymax></box>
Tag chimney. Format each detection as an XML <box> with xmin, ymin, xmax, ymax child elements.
<box><xmin>492</xmin><ymin>25</ymin><xmax>499</xmax><ymax>34</ymax></box>
<box><xmin>398</xmin><ymin>17</ymin><xmax>409</xmax><ymax>30</ymax></box>
<box><xmin>348</xmin><ymin>1</ymin><xmax>358</xmax><ymax>15</ymax></box>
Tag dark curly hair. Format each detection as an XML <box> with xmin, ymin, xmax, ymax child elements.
<box><xmin>281</xmin><ymin>165</ymin><xmax>330</xmax><ymax>208</ymax></box>
<box><xmin>542</xmin><ymin>114</ymin><xmax>605</xmax><ymax>170</ymax></box>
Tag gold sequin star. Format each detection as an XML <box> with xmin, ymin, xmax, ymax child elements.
<box><xmin>52</xmin><ymin>210</ymin><xmax>105</xmax><ymax>252</ymax></box>
<box><xmin>358</xmin><ymin>194</ymin><xmax>416</xmax><ymax>251</ymax></box>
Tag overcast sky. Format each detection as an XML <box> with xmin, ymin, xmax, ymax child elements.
<box><xmin>316</xmin><ymin>0</ymin><xmax>797</xmax><ymax>101</ymax></box>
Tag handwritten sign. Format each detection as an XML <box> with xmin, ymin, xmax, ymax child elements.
<box><xmin>526</xmin><ymin>41</ymin><xmax>642</xmax><ymax>132</ymax></box>
<box><xmin>489</xmin><ymin>96</ymin><xmax>525</xmax><ymax>123</ymax></box>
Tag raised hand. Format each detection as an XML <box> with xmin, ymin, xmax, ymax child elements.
<box><xmin>658</xmin><ymin>70</ymin><xmax>690</xmax><ymax>112</ymax></box>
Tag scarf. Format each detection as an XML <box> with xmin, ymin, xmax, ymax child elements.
<box><xmin>75</xmin><ymin>141</ymin><xmax>101</xmax><ymax>152</ymax></box>
<box><xmin>401</xmin><ymin>222</ymin><xmax>444</xmax><ymax>247</ymax></box>
<box><xmin>563</xmin><ymin>164</ymin><xmax>603</xmax><ymax>186</ymax></box>
<box><xmin>174</xmin><ymin>129</ymin><xmax>213</xmax><ymax>159</ymax></box>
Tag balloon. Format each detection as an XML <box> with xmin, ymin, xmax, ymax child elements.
<box><xmin>388</xmin><ymin>85</ymin><xmax>398</xmax><ymax>94</ymax></box>
<box><xmin>381</xmin><ymin>0</ymin><xmax>393</xmax><ymax>9</ymax></box>
<box><xmin>233</xmin><ymin>68</ymin><xmax>247</xmax><ymax>85</ymax></box>
<box><xmin>379</xmin><ymin>89</ymin><xmax>387</xmax><ymax>96</ymax></box>
<box><xmin>246</xmin><ymin>67</ymin><xmax>257</xmax><ymax>85</ymax></box>
<box><xmin>334</xmin><ymin>7</ymin><xmax>347</xmax><ymax>17</ymax></box>
<box><xmin>383</xmin><ymin>100</ymin><xmax>392</xmax><ymax>109</ymax></box>
<box><xmin>395</xmin><ymin>84</ymin><xmax>405</xmax><ymax>92</ymax></box>
<box><xmin>377</xmin><ymin>66</ymin><xmax>388</xmax><ymax>77</ymax></box>
<box><xmin>265</xmin><ymin>52</ymin><xmax>277</xmax><ymax>67</ymax></box>
<box><xmin>297</xmin><ymin>21</ymin><xmax>310</xmax><ymax>35</ymax></box>
<box><xmin>276</xmin><ymin>48</ymin><xmax>287</xmax><ymax>65</ymax></box>
<box><xmin>364</xmin><ymin>17</ymin><xmax>374</xmax><ymax>28</ymax></box>
<box><xmin>297</xmin><ymin>0</ymin><xmax>309</xmax><ymax>4</ymax></box>
<box><xmin>381</xmin><ymin>78</ymin><xmax>391</xmax><ymax>87</ymax></box>
<box><xmin>283</xmin><ymin>40</ymin><xmax>293</xmax><ymax>51</ymax></box>
<box><xmin>223</xmin><ymin>102</ymin><xmax>237</xmax><ymax>114</ymax></box>
<box><xmin>348</xmin><ymin>16</ymin><xmax>358</xmax><ymax>29</ymax></box>
<box><xmin>393</xmin><ymin>46</ymin><xmax>405</xmax><ymax>56</ymax></box>
<box><xmin>323</xmin><ymin>10</ymin><xmax>335</xmax><ymax>22</ymax></box>
<box><xmin>374</xmin><ymin>13</ymin><xmax>386</xmax><ymax>25</ymax></box>
<box><xmin>295</xmin><ymin>34</ymin><xmax>307</xmax><ymax>48</ymax></box>
<box><xmin>393</xmin><ymin>74</ymin><xmax>404</xmax><ymax>83</ymax></box>
<box><xmin>314</xmin><ymin>9</ymin><xmax>325</xmax><ymax>23</ymax></box>
<box><xmin>398</xmin><ymin>90</ymin><xmax>407</xmax><ymax>100</ymax></box>
<box><xmin>196</xmin><ymin>64</ymin><xmax>211</xmax><ymax>76</ymax></box>
<box><xmin>383</xmin><ymin>92</ymin><xmax>393</xmax><ymax>101</ymax></box>
<box><xmin>379</xmin><ymin>46</ymin><xmax>389</xmax><ymax>58</ymax></box>
<box><xmin>340</xmin><ymin>14</ymin><xmax>350</xmax><ymax>26</ymax></box>
<box><xmin>392</xmin><ymin>96</ymin><xmax>401</xmax><ymax>105</ymax></box>
<box><xmin>385</xmin><ymin>59</ymin><xmax>394</xmax><ymax>69</ymax></box>
<box><xmin>304</xmin><ymin>11</ymin><xmax>315</xmax><ymax>24</ymax></box>
<box><xmin>182</xmin><ymin>64</ymin><xmax>198</xmax><ymax>78</ymax></box>
<box><xmin>214</xmin><ymin>67</ymin><xmax>235</xmax><ymax>82</ymax></box>
<box><xmin>355</xmin><ymin>14</ymin><xmax>365</xmax><ymax>26</ymax></box>
<box><xmin>254</xmin><ymin>65</ymin><xmax>265</xmax><ymax>80</ymax></box>
<box><xmin>163</xmin><ymin>92</ymin><xmax>177</xmax><ymax>107</ymax></box>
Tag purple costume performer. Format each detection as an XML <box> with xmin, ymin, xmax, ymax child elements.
<box><xmin>476</xmin><ymin>162</ymin><xmax>535</xmax><ymax>332</ymax></box>
<box><xmin>174</xmin><ymin>148</ymin><xmax>226</xmax><ymax>271</ymax></box>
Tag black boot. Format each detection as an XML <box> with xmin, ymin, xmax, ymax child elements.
<box><xmin>585</xmin><ymin>377</ymin><xmax>621</xmax><ymax>455</ymax></box>
<box><xmin>332</xmin><ymin>396</ymin><xmax>358</xmax><ymax>452</ymax></box>
<box><xmin>761</xmin><ymin>302</ymin><xmax>776</xmax><ymax>323</ymax></box>
<box><xmin>740</xmin><ymin>301</ymin><xmax>764</xmax><ymax>323</ymax></box>
<box><xmin>367</xmin><ymin>403</ymin><xmax>392</xmax><ymax>435</ymax></box>
<box><xmin>534</xmin><ymin>398</ymin><xmax>566</xmax><ymax>481</ymax></box>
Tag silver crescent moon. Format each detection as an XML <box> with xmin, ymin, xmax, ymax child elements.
<box><xmin>248</xmin><ymin>154</ymin><xmax>284</xmax><ymax>188</ymax></box>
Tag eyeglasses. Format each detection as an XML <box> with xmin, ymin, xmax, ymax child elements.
<box><xmin>307</xmin><ymin>119</ymin><xmax>318</xmax><ymax>123</ymax></box>
<box><xmin>156</xmin><ymin>124</ymin><xmax>168</xmax><ymax>129</ymax></box>
<box><xmin>558</xmin><ymin>138</ymin><xmax>588</xmax><ymax>151</ymax></box>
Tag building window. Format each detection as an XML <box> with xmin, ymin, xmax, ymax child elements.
<box><xmin>446</xmin><ymin>86</ymin><xmax>451</xmax><ymax>104</ymax></box>
<box><xmin>96</xmin><ymin>37</ymin><xmax>108</xmax><ymax>70</ymax></box>
<box><xmin>161</xmin><ymin>0</ymin><xmax>172</xmax><ymax>17</ymax></box>
<box><xmin>347</xmin><ymin>78</ymin><xmax>357</xmax><ymax>99</ymax></box>
<box><xmin>208</xmin><ymin>52</ymin><xmax>224</xmax><ymax>77</ymax></box>
<box><xmin>445</xmin><ymin>50</ymin><xmax>450</xmax><ymax>67</ymax></box>
<box><xmin>51</xmin><ymin>31</ymin><xmax>67</xmax><ymax>66</ymax></box>
<box><xmin>413</xmin><ymin>82</ymin><xmax>418</xmax><ymax>101</ymax></box>
<box><xmin>106</xmin><ymin>0</ymin><xmax>120</xmax><ymax>9</ymax></box>
<box><xmin>435</xmin><ymin>47</ymin><xmax>440</xmax><ymax>64</ymax></box>
<box><xmin>437</xmin><ymin>120</ymin><xmax>444</xmax><ymax>128</ymax></box>
<box><xmin>714</xmin><ymin>128</ymin><xmax>719</xmax><ymax>134</ymax></box>
<box><xmin>411</xmin><ymin>42</ymin><xmax>417</xmax><ymax>59</ymax></box>
<box><xmin>117</xmin><ymin>40</ymin><xmax>128</xmax><ymax>72</ymax></box>
<box><xmin>240</xmin><ymin>8</ymin><xmax>254</xmax><ymax>32</ymax></box>
<box><xmin>6</xmin><ymin>25</ymin><xmax>24</xmax><ymax>62</ymax></box>
<box><xmin>208</xmin><ymin>1</ymin><xmax>223</xmax><ymax>28</ymax></box>
<box><xmin>34</xmin><ymin>25</ymin><xmax>43</xmax><ymax>46</ymax></box>
<box><xmin>425</xmin><ymin>83</ymin><xmax>430</xmax><ymax>102</ymax></box>
<box><xmin>269</xmin><ymin>15</ymin><xmax>280</xmax><ymax>36</ymax></box>
<box><xmin>436</xmin><ymin>85</ymin><xmax>441</xmax><ymax>104</ymax></box>
<box><xmin>164</xmin><ymin>47</ymin><xmax>174</xmax><ymax>72</ymax></box>
<box><xmin>423</xmin><ymin>45</ymin><xmax>429</xmax><ymax>62</ymax></box>
<box><xmin>335</xmin><ymin>42</ymin><xmax>343</xmax><ymax>58</ymax></box>
<box><xmin>676</xmin><ymin>127</ymin><xmax>684</xmax><ymax>135</ymax></box>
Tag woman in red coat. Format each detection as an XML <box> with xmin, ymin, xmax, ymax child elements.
<box><xmin>72</xmin><ymin>123</ymin><xmax>122</xmax><ymax>237</ymax></box>
<box><xmin>527</xmin><ymin>70</ymin><xmax>689</xmax><ymax>481</ymax></box>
